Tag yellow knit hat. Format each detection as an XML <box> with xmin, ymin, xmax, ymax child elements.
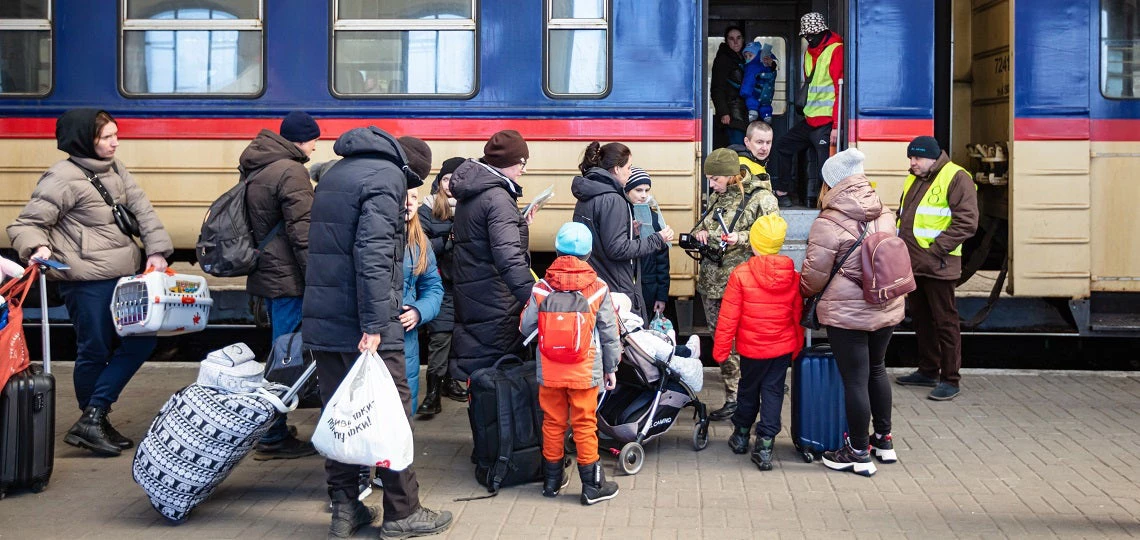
<box><xmin>749</xmin><ymin>214</ymin><xmax>787</xmax><ymax>255</ymax></box>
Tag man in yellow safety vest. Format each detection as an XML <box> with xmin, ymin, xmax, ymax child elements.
<box><xmin>770</xmin><ymin>12</ymin><xmax>843</xmax><ymax>209</ymax></box>
<box><xmin>894</xmin><ymin>136</ymin><xmax>978</xmax><ymax>401</ymax></box>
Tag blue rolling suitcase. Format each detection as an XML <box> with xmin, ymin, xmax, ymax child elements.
<box><xmin>790</xmin><ymin>342</ymin><xmax>847</xmax><ymax>463</ymax></box>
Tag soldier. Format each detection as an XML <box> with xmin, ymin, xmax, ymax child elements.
<box><xmin>691</xmin><ymin>148</ymin><xmax>779</xmax><ymax>421</ymax></box>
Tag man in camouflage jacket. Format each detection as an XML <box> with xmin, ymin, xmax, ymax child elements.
<box><xmin>695</xmin><ymin>149</ymin><xmax>780</xmax><ymax>420</ymax></box>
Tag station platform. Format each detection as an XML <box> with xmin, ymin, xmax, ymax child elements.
<box><xmin>2</xmin><ymin>363</ymin><xmax>1138</xmax><ymax>539</ymax></box>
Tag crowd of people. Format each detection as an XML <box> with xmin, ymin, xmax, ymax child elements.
<box><xmin>2</xmin><ymin>11</ymin><xmax>980</xmax><ymax>539</ymax></box>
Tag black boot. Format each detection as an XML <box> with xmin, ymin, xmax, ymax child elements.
<box><xmin>751</xmin><ymin>435</ymin><xmax>774</xmax><ymax>471</ymax></box>
<box><xmin>708</xmin><ymin>400</ymin><xmax>738</xmax><ymax>422</ymax></box>
<box><xmin>542</xmin><ymin>458</ymin><xmax>571</xmax><ymax>497</ymax></box>
<box><xmin>328</xmin><ymin>489</ymin><xmax>378</xmax><ymax>538</ymax></box>
<box><xmin>578</xmin><ymin>460</ymin><xmax>618</xmax><ymax>505</ymax></box>
<box><xmin>418</xmin><ymin>374</ymin><xmax>443</xmax><ymax>417</ymax></box>
<box><xmin>64</xmin><ymin>407</ymin><xmax>121</xmax><ymax>457</ymax></box>
<box><xmin>440</xmin><ymin>376</ymin><xmax>468</xmax><ymax>402</ymax></box>
<box><xmin>102</xmin><ymin>407</ymin><xmax>134</xmax><ymax>449</ymax></box>
<box><xmin>728</xmin><ymin>425</ymin><xmax>750</xmax><ymax>454</ymax></box>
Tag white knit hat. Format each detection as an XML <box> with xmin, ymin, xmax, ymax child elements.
<box><xmin>821</xmin><ymin>148</ymin><xmax>865</xmax><ymax>187</ymax></box>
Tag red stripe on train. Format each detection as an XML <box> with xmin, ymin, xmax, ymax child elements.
<box><xmin>1015</xmin><ymin>118</ymin><xmax>1140</xmax><ymax>142</ymax></box>
<box><xmin>850</xmin><ymin>119</ymin><xmax>935</xmax><ymax>142</ymax></box>
<box><xmin>0</xmin><ymin>117</ymin><xmax>701</xmax><ymax>141</ymax></box>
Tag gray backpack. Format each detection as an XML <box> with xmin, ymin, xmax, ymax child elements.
<box><xmin>195</xmin><ymin>176</ymin><xmax>281</xmax><ymax>277</ymax></box>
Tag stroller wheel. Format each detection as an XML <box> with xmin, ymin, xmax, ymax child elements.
<box><xmin>692</xmin><ymin>421</ymin><xmax>709</xmax><ymax>451</ymax></box>
<box><xmin>618</xmin><ymin>442</ymin><xmax>645</xmax><ymax>475</ymax></box>
<box><xmin>564</xmin><ymin>432</ymin><xmax>576</xmax><ymax>455</ymax></box>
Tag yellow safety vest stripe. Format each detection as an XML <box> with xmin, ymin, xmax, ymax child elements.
<box><xmin>803</xmin><ymin>43</ymin><xmax>841</xmax><ymax>119</ymax></box>
<box><xmin>897</xmin><ymin>162</ymin><xmax>974</xmax><ymax>256</ymax></box>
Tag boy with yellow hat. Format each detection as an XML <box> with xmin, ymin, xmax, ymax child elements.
<box><xmin>711</xmin><ymin>214</ymin><xmax>804</xmax><ymax>471</ymax></box>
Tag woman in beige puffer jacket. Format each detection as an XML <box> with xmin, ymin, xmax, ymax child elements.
<box><xmin>7</xmin><ymin>109</ymin><xmax>173</xmax><ymax>458</ymax></box>
<box><xmin>800</xmin><ymin>148</ymin><xmax>904</xmax><ymax>478</ymax></box>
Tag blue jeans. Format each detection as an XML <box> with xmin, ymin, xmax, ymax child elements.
<box><xmin>731</xmin><ymin>354</ymin><xmax>792</xmax><ymax>438</ymax></box>
<box><xmin>59</xmin><ymin>278</ymin><xmax>156</xmax><ymax>411</ymax></box>
<box><xmin>261</xmin><ymin>296</ymin><xmax>303</xmax><ymax>444</ymax></box>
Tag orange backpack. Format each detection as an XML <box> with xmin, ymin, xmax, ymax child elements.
<box><xmin>534</xmin><ymin>280</ymin><xmax>608</xmax><ymax>364</ymax></box>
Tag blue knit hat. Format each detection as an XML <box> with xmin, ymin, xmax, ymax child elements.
<box><xmin>743</xmin><ymin>42</ymin><xmax>762</xmax><ymax>60</ymax></box>
<box><xmin>555</xmin><ymin>222</ymin><xmax>592</xmax><ymax>257</ymax></box>
<box><xmin>279</xmin><ymin>111</ymin><xmax>320</xmax><ymax>143</ymax></box>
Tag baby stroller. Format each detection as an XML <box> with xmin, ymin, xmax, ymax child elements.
<box><xmin>594</xmin><ymin>321</ymin><xmax>710</xmax><ymax>475</ymax></box>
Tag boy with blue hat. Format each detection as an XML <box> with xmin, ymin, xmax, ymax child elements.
<box><xmin>520</xmin><ymin>222</ymin><xmax>621</xmax><ymax>505</ymax></box>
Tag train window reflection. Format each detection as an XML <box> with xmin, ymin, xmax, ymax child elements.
<box><xmin>121</xmin><ymin>2</ymin><xmax>264</xmax><ymax>97</ymax></box>
<box><xmin>0</xmin><ymin>0</ymin><xmax>52</xmax><ymax>96</ymax></box>
<box><xmin>1101</xmin><ymin>0</ymin><xmax>1140</xmax><ymax>98</ymax></box>
<box><xmin>332</xmin><ymin>2</ymin><xmax>477</xmax><ymax>97</ymax></box>
<box><xmin>546</xmin><ymin>0</ymin><xmax>610</xmax><ymax>97</ymax></box>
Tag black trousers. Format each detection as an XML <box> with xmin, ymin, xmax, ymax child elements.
<box><xmin>771</xmin><ymin>121</ymin><xmax>832</xmax><ymax>197</ymax></box>
<box><xmin>827</xmin><ymin>326</ymin><xmax>894</xmax><ymax>450</ymax></box>
<box><xmin>909</xmin><ymin>276</ymin><xmax>962</xmax><ymax>386</ymax></box>
<box><xmin>731</xmin><ymin>354</ymin><xmax>792</xmax><ymax>438</ymax></box>
<box><xmin>313</xmin><ymin>349</ymin><xmax>420</xmax><ymax>521</ymax></box>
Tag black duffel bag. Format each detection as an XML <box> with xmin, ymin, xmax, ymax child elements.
<box><xmin>462</xmin><ymin>354</ymin><xmax>544</xmax><ymax>499</ymax></box>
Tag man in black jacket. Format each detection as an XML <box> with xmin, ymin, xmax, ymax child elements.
<box><xmin>448</xmin><ymin>130</ymin><xmax>533</xmax><ymax>381</ymax></box>
<box><xmin>303</xmin><ymin>127</ymin><xmax>452</xmax><ymax>539</ymax></box>
<box><xmin>244</xmin><ymin>111</ymin><xmax>318</xmax><ymax>460</ymax></box>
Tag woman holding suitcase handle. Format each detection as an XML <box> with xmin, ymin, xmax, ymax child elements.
<box><xmin>7</xmin><ymin>109</ymin><xmax>174</xmax><ymax>457</ymax></box>
<box><xmin>800</xmin><ymin>149</ymin><xmax>904</xmax><ymax>477</ymax></box>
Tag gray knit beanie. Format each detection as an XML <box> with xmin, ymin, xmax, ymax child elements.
<box><xmin>821</xmin><ymin>148</ymin><xmax>865</xmax><ymax>187</ymax></box>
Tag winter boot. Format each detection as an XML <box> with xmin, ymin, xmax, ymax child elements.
<box><xmin>64</xmin><ymin>407</ymin><xmax>121</xmax><ymax>457</ymax></box>
<box><xmin>379</xmin><ymin>506</ymin><xmax>453</xmax><ymax>539</ymax></box>
<box><xmin>728</xmin><ymin>425</ymin><xmax>750</xmax><ymax>454</ymax></box>
<box><xmin>578</xmin><ymin>460</ymin><xmax>619</xmax><ymax>505</ymax></box>
<box><xmin>440</xmin><ymin>376</ymin><xmax>468</xmax><ymax>402</ymax></box>
<box><xmin>328</xmin><ymin>489</ymin><xmax>378</xmax><ymax>538</ymax></box>
<box><xmin>751</xmin><ymin>436</ymin><xmax>774</xmax><ymax>471</ymax></box>
<box><xmin>542</xmin><ymin>458</ymin><xmax>572</xmax><ymax>497</ymax></box>
<box><xmin>418</xmin><ymin>374</ymin><xmax>443</xmax><ymax>417</ymax></box>
<box><xmin>708</xmin><ymin>400</ymin><xmax>738</xmax><ymax>422</ymax></box>
<box><xmin>102</xmin><ymin>407</ymin><xmax>134</xmax><ymax>449</ymax></box>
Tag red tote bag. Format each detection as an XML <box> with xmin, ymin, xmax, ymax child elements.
<box><xmin>0</xmin><ymin>264</ymin><xmax>38</xmax><ymax>390</ymax></box>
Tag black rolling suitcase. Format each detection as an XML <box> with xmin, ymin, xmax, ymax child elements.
<box><xmin>0</xmin><ymin>265</ymin><xmax>56</xmax><ymax>499</ymax></box>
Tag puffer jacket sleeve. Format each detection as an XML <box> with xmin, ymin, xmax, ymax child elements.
<box><xmin>409</xmin><ymin>249</ymin><xmax>443</xmax><ymax>327</ymax></box>
<box><xmin>518</xmin><ymin>285</ymin><xmax>541</xmax><ymax>341</ymax></box>
<box><xmin>594</xmin><ymin>291</ymin><xmax>622</xmax><ymax>374</ymax></box>
<box><xmin>487</xmin><ymin>192</ymin><xmax>534</xmax><ymax>305</ymax></box>
<box><xmin>595</xmin><ymin>195</ymin><xmax>666</xmax><ymax>261</ymax></box>
<box><xmin>800</xmin><ymin>217</ymin><xmax>841</xmax><ymax>297</ymax></box>
<box><xmin>7</xmin><ymin>170</ymin><xmax>73</xmax><ymax>260</ymax></box>
<box><xmin>279</xmin><ymin>164</ymin><xmax>313</xmax><ymax>275</ymax></box>
<box><xmin>355</xmin><ymin>176</ymin><xmax>401</xmax><ymax>335</ymax></box>
<box><xmin>712</xmin><ymin>269</ymin><xmax>744</xmax><ymax>362</ymax></box>
<box><xmin>118</xmin><ymin>165</ymin><xmax>174</xmax><ymax>258</ymax></box>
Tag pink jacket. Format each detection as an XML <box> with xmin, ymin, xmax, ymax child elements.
<box><xmin>800</xmin><ymin>174</ymin><xmax>905</xmax><ymax>331</ymax></box>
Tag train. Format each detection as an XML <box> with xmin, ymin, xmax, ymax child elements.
<box><xmin>1</xmin><ymin>0</ymin><xmax>1137</xmax><ymax>336</ymax></box>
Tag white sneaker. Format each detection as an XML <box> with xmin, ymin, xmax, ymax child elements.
<box><xmin>685</xmin><ymin>335</ymin><xmax>701</xmax><ymax>360</ymax></box>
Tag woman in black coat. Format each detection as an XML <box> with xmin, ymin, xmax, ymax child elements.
<box><xmin>448</xmin><ymin>131</ymin><xmax>533</xmax><ymax>380</ymax></box>
<box><xmin>711</xmin><ymin>25</ymin><xmax>748</xmax><ymax>147</ymax></box>
<box><xmin>416</xmin><ymin>156</ymin><xmax>467</xmax><ymax>416</ymax></box>
<box><xmin>571</xmin><ymin>142</ymin><xmax>673</xmax><ymax>320</ymax></box>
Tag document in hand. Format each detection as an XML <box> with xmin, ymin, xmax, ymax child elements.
<box><xmin>521</xmin><ymin>185</ymin><xmax>555</xmax><ymax>217</ymax></box>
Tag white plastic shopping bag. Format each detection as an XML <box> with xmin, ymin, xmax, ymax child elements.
<box><xmin>312</xmin><ymin>351</ymin><xmax>414</xmax><ymax>470</ymax></box>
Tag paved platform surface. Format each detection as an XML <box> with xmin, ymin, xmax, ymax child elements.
<box><xmin>2</xmin><ymin>363</ymin><xmax>1140</xmax><ymax>539</ymax></box>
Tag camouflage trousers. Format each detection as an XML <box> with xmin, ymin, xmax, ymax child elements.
<box><xmin>703</xmin><ymin>297</ymin><xmax>740</xmax><ymax>401</ymax></box>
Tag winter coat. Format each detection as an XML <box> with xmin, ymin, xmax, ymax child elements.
<box><xmin>741</xmin><ymin>54</ymin><xmax>778</xmax><ymax>114</ymax></box>
<box><xmin>402</xmin><ymin>245</ymin><xmax>443</xmax><ymax>412</ymax></box>
<box><xmin>7</xmin><ymin>156</ymin><xmax>174</xmax><ymax>281</ymax></box>
<box><xmin>896</xmin><ymin>152</ymin><xmax>979</xmax><ymax>281</ymax></box>
<box><xmin>242</xmin><ymin>129</ymin><xmax>313</xmax><ymax>299</ymax></box>
<box><xmin>710</xmin><ymin>42</ymin><xmax>748</xmax><ymax>131</ymax></box>
<box><xmin>800</xmin><ymin>174</ymin><xmax>906</xmax><ymax>332</ymax></box>
<box><xmin>729</xmin><ymin>144</ymin><xmax>769</xmax><ymax>177</ymax></box>
<box><xmin>448</xmin><ymin>159</ymin><xmax>533</xmax><ymax>379</ymax></box>
<box><xmin>519</xmin><ymin>256</ymin><xmax>620</xmax><ymax>389</ymax></box>
<box><xmin>302</xmin><ymin>127</ymin><xmax>409</xmax><ymax>353</ymax></box>
<box><xmin>571</xmin><ymin>167</ymin><xmax>667</xmax><ymax>319</ymax></box>
<box><xmin>713</xmin><ymin>255</ymin><xmax>803</xmax><ymax>362</ymax></box>
<box><xmin>417</xmin><ymin>198</ymin><xmax>455</xmax><ymax>332</ymax></box>
<box><xmin>695</xmin><ymin>171</ymin><xmax>780</xmax><ymax>299</ymax></box>
<box><xmin>639</xmin><ymin>209</ymin><xmax>671</xmax><ymax>307</ymax></box>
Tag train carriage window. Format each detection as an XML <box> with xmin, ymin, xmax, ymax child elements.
<box><xmin>121</xmin><ymin>0</ymin><xmax>264</xmax><ymax>96</ymax></box>
<box><xmin>0</xmin><ymin>0</ymin><xmax>52</xmax><ymax>96</ymax></box>
<box><xmin>545</xmin><ymin>0</ymin><xmax>609</xmax><ymax>97</ymax></box>
<box><xmin>332</xmin><ymin>0</ymin><xmax>476</xmax><ymax>97</ymax></box>
<box><xmin>1102</xmin><ymin>0</ymin><xmax>1140</xmax><ymax>98</ymax></box>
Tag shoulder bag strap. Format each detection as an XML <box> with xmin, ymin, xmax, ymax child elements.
<box><xmin>69</xmin><ymin>158</ymin><xmax>118</xmax><ymax>208</ymax></box>
<box><xmin>728</xmin><ymin>189</ymin><xmax>759</xmax><ymax>231</ymax></box>
<box><xmin>817</xmin><ymin>220</ymin><xmax>868</xmax><ymax>295</ymax></box>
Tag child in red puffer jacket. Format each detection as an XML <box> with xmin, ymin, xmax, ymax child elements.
<box><xmin>713</xmin><ymin>213</ymin><xmax>803</xmax><ymax>471</ymax></box>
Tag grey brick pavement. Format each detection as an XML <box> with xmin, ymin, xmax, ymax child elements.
<box><xmin>2</xmin><ymin>363</ymin><xmax>1139</xmax><ymax>539</ymax></box>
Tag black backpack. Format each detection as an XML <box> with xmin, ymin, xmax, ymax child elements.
<box><xmin>462</xmin><ymin>354</ymin><xmax>544</xmax><ymax>498</ymax></box>
<box><xmin>196</xmin><ymin>174</ymin><xmax>281</xmax><ymax>277</ymax></box>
